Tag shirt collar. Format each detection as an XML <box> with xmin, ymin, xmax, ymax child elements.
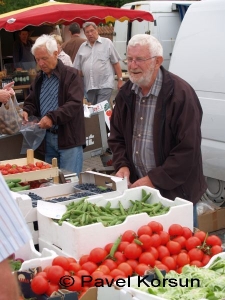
<box><xmin>85</xmin><ymin>35</ymin><xmax>102</xmax><ymax>47</ymax></box>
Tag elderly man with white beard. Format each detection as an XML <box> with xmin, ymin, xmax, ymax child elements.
<box><xmin>108</xmin><ymin>34</ymin><xmax>207</xmax><ymax>228</ymax></box>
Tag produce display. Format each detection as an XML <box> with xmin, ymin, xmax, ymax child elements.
<box><xmin>74</xmin><ymin>183</ymin><xmax>114</xmax><ymax>194</ymax></box>
<box><xmin>0</xmin><ymin>162</ymin><xmax>51</xmax><ymax>175</ymax></box>
<box><xmin>26</xmin><ymin>221</ymin><xmax>222</xmax><ymax>299</ymax></box>
<box><xmin>57</xmin><ymin>190</ymin><xmax>170</xmax><ymax>226</ymax></box>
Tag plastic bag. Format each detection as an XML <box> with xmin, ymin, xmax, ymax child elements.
<box><xmin>20</xmin><ymin>116</ymin><xmax>46</xmax><ymax>154</ymax></box>
<box><xmin>0</xmin><ymin>96</ymin><xmax>23</xmax><ymax>135</ymax></box>
<box><xmin>197</xmin><ymin>193</ymin><xmax>220</xmax><ymax>216</ymax></box>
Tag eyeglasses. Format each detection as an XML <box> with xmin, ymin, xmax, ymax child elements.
<box><xmin>126</xmin><ymin>56</ymin><xmax>157</xmax><ymax>64</ymax></box>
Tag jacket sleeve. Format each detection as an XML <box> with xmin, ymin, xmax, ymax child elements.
<box><xmin>148</xmin><ymin>86</ymin><xmax>203</xmax><ymax>190</ymax></box>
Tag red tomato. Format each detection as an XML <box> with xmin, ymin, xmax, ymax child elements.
<box><xmin>36</xmin><ymin>161</ymin><xmax>44</xmax><ymax>168</ymax></box>
<box><xmin>68</xmin><ymin>262</ymin><xmax>81</xmax><ymax>274</ymax></box>
<box><xmin>81</xmin><ymin>262</ymin><xmax>98</xmax><ymax>274</ymax></box>
<box><xmin>138</xmin><ymin>234</ymin><xmax>153</xmax><ymax>250</ymax></box>
<box><xmin>135</xmin><ymin>263</ymin><xmax>150</xmax><ymax>276</ymax></box>
<box><xmin>168</xmin><ymin>224</ymin><xmax>184</xmax><ymax>237</ymax></box>
<box><xmin>148</xmin><ymin>221</ymin><xmax>163</xmax><ymax>233</ymax></box>
<box><xmin>182</xmin><ymin>227</ymin><xmax>193</xmax><ymax>239</ymax></box>
<box><xmin>148</xmin><ymin>246</ymin><xmax>159</xmax><ymax>260</ymax></box>
<box><xmin>104</xmin><ymin>243</ymin><xmax>113</xmax><ymax>253</ymax></box>
<box><xmin>79</xmin><ymin>255</ymin><xmax>90</xmax><ymax>265</ymax></box>
<box><xmin>206</xmin><ymin>235</ymin><xmax>222</xmax><ymax>247</ymax></box>
<box><xmin>157</xmin><ymin>245</ymin><xmax>170</xmax><ymax>260</ymax></box>
<box><xmin>194</xmin><ymin>231</ymin><xmax>207</xmax><ymax>243</ymax></box>
<box><xmin>158</xmin><ymin>231</ymin><xmax>170</xmax><ymax>245</ymax></box>
<box><xmin>210</xmin><ymin>245</ymin><xmax>223</xmax><ymax>256</ymax></box>
<box><xmin>161</xmin><ymin>256</ymin><xmax>176</xmax><ymax>271</ymax></box>
<box><xmin>139</xmin><ymin>252</ymin><xmax>155</xmax><ymax>267</ymax></box>
<box><xmin>166</xmin><ymin>240</ymin><xmax>181</xmax><ymax>255</ymax></box>
<box><xmin>137</xmin><ymin>225</ymin><xmax>152</xmax><ymax>237</ymax></box>
<box><xmin>88</xmin><ymin>248</ymin><xmax>107</xmax><ymax>264</ymax></box>
<box><xmin>172</xmin><ymin>236</ymin><xmax>186</xmax><ymax>249</ymax></box>
<box><xmin>185</xmin><ymin>236</ymin><xmax>201</xmax><ymax>251</ymax></box>
<box><xmin>190</xmin><ymin>260</ymin><xmax>203</xmax><ymax>267</ymax></box>
<box><xmin>47</xmin><ymin>265</ymin><xmax>65</xmax><ymax>284</ymax></box>
<box><xmin>117</xmin><ymin>262</ymin><xmax>133</xmax><ymax>277</ymax></box>
<box><xmin>118</xmin><ymin>241</ymin><xmax>130</xmax><ymax>252</ymax></box>
<box><xmin>96</xmin><ymin>265</ymin><xmax>110</xmax><ymax>275</ymax></box>
<box><xmin>31</xmin><ymin>276</ymin><xmax>49</xmax><ymax>295</ymax></box>
<box><xmin>67</xmin><ymin>275</ymin><xmax>82</xmax><ymax>292</ymax></box>
<box><xmin>201</xmin><ymin>254</ymin><xmax>211</xmax><ymax>266</ymax></box>
<box><xmin>151</xmin><ymin>234</ymin><xmax>161</xmax><ymax>248</ymax></box>
<box><xmin>124</xmin><ymin>243</ymin><xmax>142</xmax><ymax>260</ymax></box>
<box><xmin>67</xmin><ymin>257</ymin><xmax>77</xmax><ymax>264</ymax></box>
<box><xmin>46</xmin><ymin>283</ymin><xmax>59</xmax><ymax>296</ymax></box>
<box><xmin>114</xmin><ymin>251</ymin><xmax>127</xmax><ymax>265</ymax></box>
<box><xmin>102</xmin><ymin>259</ymin><xmax>118</xmax><ymax>271</ymax></box>
<box><xmin>35</xmin><ymin>271</ymin><xmax>48</xmax><ymax>280</ymax></box>
<box><xmin>76</xmin><ymin>270</ymin><xmax>91</xmax><ymax>287</ymax></box>
<box><xmin>126</xmin><ymin>259</ymin><xmax>138</xmax><ymax>272</ymax></box>
<box><xmin>121</xmin><ymin>230</ymin><xmax>137</xmax><ymax>243</ymax></box>
<box><xmin>188</xmin><ymin>248</ymin><xmax>204</xmax><ymax>262</ymax></box>
<box><xmin>176</xmin><ymin>252</ymin><xmax>190</xmax><ymax>267</ymax></box>
<box><xmin>52</xmin><ymin>256</ymin><xmax>70</xmax><ymax>270</ymax></box>
<box><xmin>109</xmin><ymin>269</ymin><xmax>126</xmax><ymax>278</ymax></box>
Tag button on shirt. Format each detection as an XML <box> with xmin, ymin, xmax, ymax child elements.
<box><xmin>132</xmin><ymin>69</ymin><xmax>163</xmax><ymax>178</ymax></box>
<box><xmin>0</xmin><ymin>174</ymin><xmax>31</xmax><ymax>261</ymax></box>
<box><xmin>73</xmin><ymin>36</ymin><xmax>121</xmax><ymax>92</ymax></box>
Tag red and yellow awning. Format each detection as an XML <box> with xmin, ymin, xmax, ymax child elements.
<box><xmin>0</xmin><ymin>1</ymin><xmax>154</xmax><ymax>32</ymax></box>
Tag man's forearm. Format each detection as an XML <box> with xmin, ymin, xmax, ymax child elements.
<box><xmin>0</xmin><ymin>259</ymin><xmax>20</xmax><ymax>300</ymax></box>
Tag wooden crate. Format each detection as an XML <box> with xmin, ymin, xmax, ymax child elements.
<box><xmin>1</xmin><ymin>149</ymin><xmax>59</xmax><ymax>183</ymax></box>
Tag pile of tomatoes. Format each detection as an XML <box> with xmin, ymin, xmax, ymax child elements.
<box><xmin>0</xmin><ymin>162</ymin><xmax>51</xmax><ymax>175</ymax></box>
<box><xmin>30</xmin><ymin>221</ymin><xmax>223</xmax><ymax>298</ymax></box>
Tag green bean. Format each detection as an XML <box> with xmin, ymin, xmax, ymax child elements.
<box><xmin>118</xmin><ymin>201</ymin><xmax>126</xmax><ymax>215</ymax></box>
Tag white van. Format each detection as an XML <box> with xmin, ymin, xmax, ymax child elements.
<box><xmin>113</xmin><ymin>0</ymin><xmax>195</xmax><ymax>71</ymax></box>
<box><xmin>169</xmin><ymin>0</ymin><xmax>225</xmax><ymax>204</ymax></box>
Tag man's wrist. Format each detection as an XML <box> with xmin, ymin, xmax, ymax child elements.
<box><xmin>118</xmin><ymin>77</ymin><xmax>123</xmax><ymax>81</ymax></box>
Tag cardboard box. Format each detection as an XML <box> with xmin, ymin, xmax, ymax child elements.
<box><xmin>83</xmin><ymin>111</ymin><xmax>108</xmax><ymax>159</ymax></box>
<box><xmin>38</xmin><ymin>186</ymin><xmax>193</xmax><ymax>260</ymax></box>
<box><xmin>198</xmin><ymin>207</ymin><xmax>225</xmax><ymax>232</ymax></box>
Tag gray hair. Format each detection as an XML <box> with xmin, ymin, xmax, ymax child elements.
<box><xmin>82</xmin><ymin>22</ymin><xmax>97</xmax><ymax>31</ymax></box>
<box><xmin>128</xmin><ymin>34</ymin><xmax>163</xmax><ymax>57</ymax></box>
<box><xmin>31</xmin><ymin>34</ymin><xmax>58</xmax><ymax>56</ymax></box>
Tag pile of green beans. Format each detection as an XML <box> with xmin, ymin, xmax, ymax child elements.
<box><xmin>57</xmin><ymin>190</ymin><xmax>170</xmax><ymax>227</ymax></box>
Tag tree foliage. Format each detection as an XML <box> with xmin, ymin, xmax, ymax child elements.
<box><xmin>0</xmin><ymin>0</ymin><xmax>130</xmax><ymax>14</ymax></box>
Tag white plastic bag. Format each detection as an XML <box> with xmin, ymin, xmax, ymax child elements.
<box><xmin>0</xmin><ymin>97</ymin><xmax>23</xmax><ymax>135</ymax></box>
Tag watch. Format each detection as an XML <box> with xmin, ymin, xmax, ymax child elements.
<box><xmin>118</xmin><ymin>77</ymin><xmax>123</xmax><ymax>81</ymax></box>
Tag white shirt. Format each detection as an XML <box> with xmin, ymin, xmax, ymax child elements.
<box><xmin>58</xmin><ymin>50</ymin><xmax>73</xmax><ymax>67</ymax></box>
<box><xmin>0</xmin><ymin>174</ymin><xmax>31</xmax><ymax>261</ymax></box>
<box><xmin>73</xmin><ymin>36</ymin><xmax>121</xmax><ymax>92</ymax></box>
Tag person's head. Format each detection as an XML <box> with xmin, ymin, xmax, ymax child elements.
<box><xmin>31</xmin><ymin>34</ymin><xmax>58</xmax><ymax>75</ymax></box>
<box><xmin>69</xmin><ymin>22</ymin><xmax>81</xmax><ymax>35</ymax></box>
<box><xmin>18</xmin><ymin>30</ymin><xmax>30</xmax><ymax>44</ymax></box>
<box><xmin>82</xmin><ymin>22</ymin><xmax>98</xmax><ymax>45</ymax></box>
<box><xmin>51</xmin><ymin>34</ymin><xmax>63</xmax><ymax>53</ymax></box>
<box><xmin>127</xmin><ymin>34</ymin><xmax>163</xmax><ymax>90</ymax></box>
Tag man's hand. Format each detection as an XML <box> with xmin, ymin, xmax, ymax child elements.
<box><xmin>0</xmin><ymin>90</ymin><xmax>11</xmax><ymax>104</ymax></box>
<box><xmin>38</xmin><ymin>116</ymin><xmax>53</xmax><ymax>129</ymax></box>
<box><xmin>22</xmin><ymin>111</ymin><xmax>28</xmax><ymax>122</ymax></box>
<box><xmin>3</xmin><ymin>81</ymin><xmax>15</xmax><ymax>97</ymax></box>
<box><xmin>130</xmin><ymin>175</ymin><xmax>155</xmax><ymax>189</ymax></box>
<box><xmin>116</xmin><ymin>166</ymin><xmax>131</xmax><ymax>187</ymax></box>
<box><xmin>117</xmin><ymin>80</ymin><xmax>124</xmax><ymax>90</ymax></box>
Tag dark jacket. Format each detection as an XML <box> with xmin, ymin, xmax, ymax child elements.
<box><xmin>108</xmin><ymin>66</ymin><xmax>207</xmax><ymax>204</ymax></box>
<box><xmin>62</xmin><ymin>36</ymin><xmax>86</xmax><ymax>63</ymax></box>
<box><xmin>23</xmin><ymin>59</ymin><xmax>86</xmax><ymax>152</ymax></box>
